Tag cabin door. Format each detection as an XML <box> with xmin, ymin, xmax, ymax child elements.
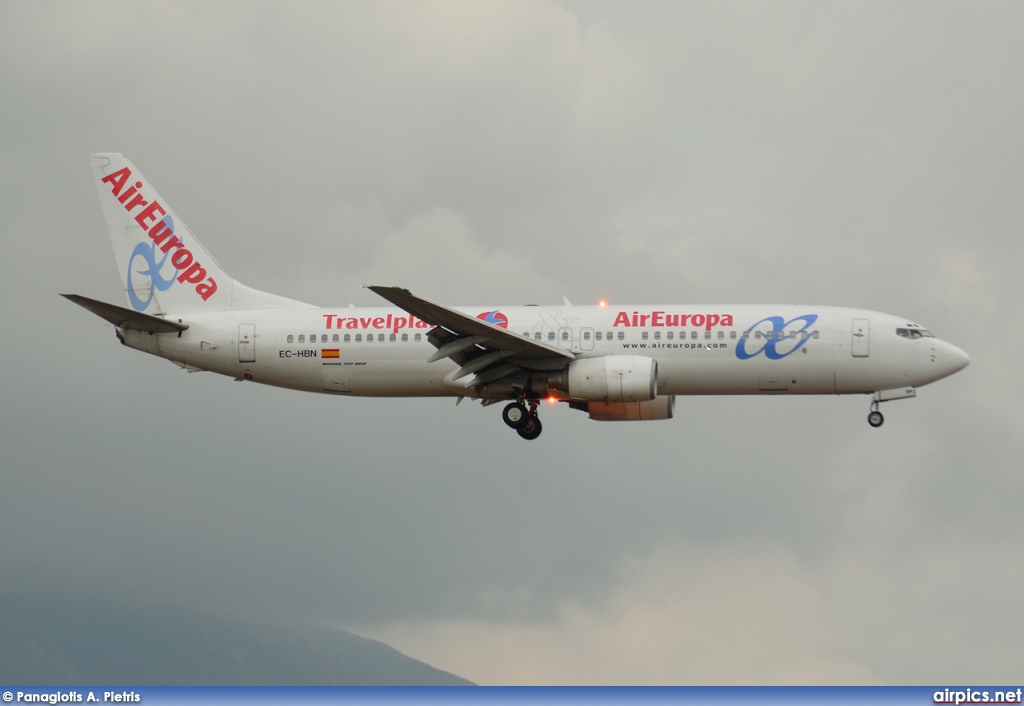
<box><xmin>238</xmin><ymin>324</ymin><xmax>256</xmax><ymax>363</ymax></box>
<box><xmin>851</xmin><ymin>319</ymin><xmax>870</xmax><ymax>358</ymax></box>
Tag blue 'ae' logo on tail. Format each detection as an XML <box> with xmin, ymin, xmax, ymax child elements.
<box><xmin>126</xmin><ymin>215</ymin><xmax>180</xmax><ymax>311</ymax></box>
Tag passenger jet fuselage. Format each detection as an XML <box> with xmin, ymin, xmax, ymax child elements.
<box><xmin>65</xmin><ymin>154</ymin><xmax>969</xmax><ymax>439</ymax></box>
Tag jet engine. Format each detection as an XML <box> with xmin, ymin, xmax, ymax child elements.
<box><xmin>548</xmin><ymin>355</ymin><xmax>658</xmax><ymax>402</ymax></box>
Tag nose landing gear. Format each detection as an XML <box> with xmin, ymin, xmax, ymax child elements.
<box><xmin>502</xmin><ymin>395</ymin><xmax>543</xmax><ymax>440</ymax></box>
<box><xmin>867</xmin><ymin>403</ymin><xmax>884</xmax><ymax>428</ymax></box>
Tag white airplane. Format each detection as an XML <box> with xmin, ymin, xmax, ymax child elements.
<box><xmin>66</xmin><ymin>154</ymin><xmax>970</xmax><ymax>440</ymax></box>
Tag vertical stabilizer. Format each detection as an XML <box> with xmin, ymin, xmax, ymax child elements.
<box><xmin>89</xmin><ymin>153</ymin><xmax>310</xmax><ymax>314</ymax></box>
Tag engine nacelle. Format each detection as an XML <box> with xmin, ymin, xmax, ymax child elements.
<box><xmin>549</xmin><ymin>355</ymin><xmax>658</xmax><ymax>402</ymax></box>
<box><xmin>587</xmin><ymin>396</ymin><xmax>675</xmax><ymax>421</ymax></box>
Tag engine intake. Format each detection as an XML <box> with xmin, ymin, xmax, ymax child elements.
<box><xmin>549</xmin><ymin>355</ymin><xmax>658</xmax><ymax>402</ymax></box>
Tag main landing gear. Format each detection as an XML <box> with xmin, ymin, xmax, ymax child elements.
<box><xmin>503</xmin><ymin>396</ymin><xmax>543</xmax><ymax>440</ymax></box>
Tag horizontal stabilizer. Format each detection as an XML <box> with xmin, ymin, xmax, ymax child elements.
<box><xmin>62</xmin><ymin>294</ymin><xmax>188</xmax><ymax>334</ymax></box>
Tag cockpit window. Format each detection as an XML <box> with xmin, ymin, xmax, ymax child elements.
<box><xmin>896</xmin><ymin>328</ymin><xmax>934</xmax><ymax>339</ymax></box>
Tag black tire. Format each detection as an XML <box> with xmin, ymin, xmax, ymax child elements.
<box><xmin>502</xmin><ymin>402</ymin><xmax>529</xmax><ymax>429</ymax></box>
<box><xmin>867</xmin><ymin>410</ymin><xmax>884</xmax><ymax>428</ymax></box>
<box><xmin>517</xmin><ymin>415</ymin><xmax>543</xmax><ymax>440</ymax></box>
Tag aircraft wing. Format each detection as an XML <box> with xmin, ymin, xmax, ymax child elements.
<box><xmin>367</xmin><ymin>286</ymin><xmax>572</xmax><ymax>360</ymax></box>
<box><xmin>62</xmin><ymin>293</ymin><xmax>189</xmax><ymax>334</ymax></box>
<box><xmin>367</xmin><ymin>286</ymin><xmax>573</xmax><ymax>392</ymax></box>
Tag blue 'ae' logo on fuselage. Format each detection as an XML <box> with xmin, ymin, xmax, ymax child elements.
<box><xmin>735</xmin><ymin>314</ymin><xmax>818</xmax><ymax>360</ymax></box>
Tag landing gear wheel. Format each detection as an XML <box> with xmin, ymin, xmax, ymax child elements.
<box><xmin>867</xmin><ymin>410</ymin><xmax>884</xmax><ymax>428</ymax></box>
<box><xmin>517</xmin><ymin>415</ymin><xmax>543</xmax><ymax>440</ymax></box>
<box><xmin>502</xmin><ymin>402</ymin><xmax>529</xmax><ymax>429</ymax></box>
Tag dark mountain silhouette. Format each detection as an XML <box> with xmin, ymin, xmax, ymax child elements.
<box><xmin>0</xmin><ymin>594</ymin><xmax>472</xmax><ymax>686</ymax></box>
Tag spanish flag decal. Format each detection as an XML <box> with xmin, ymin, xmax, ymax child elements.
<box><xmin>321</xmin><ymin>349</ymin><xmax>340</xmax><ymax>359</ymax></box>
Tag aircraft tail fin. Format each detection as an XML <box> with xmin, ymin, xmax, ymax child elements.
<box><xmin>89</xmin><ymin>153</ymin><xmax>311</xmax><ymax>314</ymax></box>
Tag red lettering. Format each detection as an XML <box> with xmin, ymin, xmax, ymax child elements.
<box><xmin>691</xmin><ymin>314</ymin><xmax>705</xmax><ymax>327</ymax></box>
<box><xmin>104</xmin><ymin>165</ymin><xmax>221</xmax><ymax>305</ymax></box>
<box><xmin>135</xmin><ymin>201</ymin><xmax>166</xmax><ymax>231</ymax></box>
<box><xmin>385</xmin><ymin>314</ymin><xmax>393</xmax><ymax>330</ymax></box>
<box><xmin>359</xmin><ymin>317</ymin><xmax>372</xmax><ymax>328</ymax></box>
<box><xmin>158</xmin><ymin>235</ymin><xmax>183</xmax><ymax>253</ymax></box>
<box><xmin>705</xmin><ymin>314</ymin><xmax>720</xmax><ymax>331</ymax></box>
<box><xmin>680</xmin><ymin>314</ymin><xmax>690</xmax><ymax>326</ymax></box>
<box><xmin>196</xmin><ymin>279</ymin><xmax>218</xmax><ymax>301</ymax></box>
<box><xmin>124</xmin><ymin>193</ymin><xmax>148</xmax><ymax>211</ymax></box>
<box><xmin>117</xmin><ymin>182</ymin><xmax>142</xmax><ymax>204</ymax></box>
<box><xmin>640</xmin><ymin>314</ymin><xmax>650</xmax><ymax>326</ymax></box>
<box><xmin>722</xmin><ymin>314</ymin><xmax>734</xmax><ymax>327</ymax></box>
<box><xmin>169</xmin><ymin>248</ymin><xmax>193</xmax><ymax>269</ymax></box>
<box><xmin>345</xmin><ymin>319</ymin><xmax>358</xmax><ymax>329</ymax></box>
<box><xmin>323</xmin><ymin>314</ymin><xmax>336</xmax><ymax>329</ymax></box>
<box><xmin>665</xmin><ymin>314</ymin><xmax>679</xmax><ymax>326</ymax></box>
<box><xmin>393</xmin><ymin>316</ymin><xmax>407</xmax><ymax>333</ymax></box>
<box><xmin>613</xmin><ymin>312</ymin><xmax>630</xmax><ymax>327</ymax></box>
<box><xmin>101</xmin><ymin>167</ymin><xmax>131</xmax><ymax>196</ymax></box>
<box><xmin>652</xmin><ymin>311</ymin><xmax>664</xmax><ymax>326</ymax></box>
<box><xmin>177</xmin><ymin>262</ymin><xmax>207</xmax><ymax>284</ymax></box>
<box><xmin>148</xmin><ymin>221</ymin><xmax>173</xmax><ymax>246</ymax></box>
<box><xmin>372</xmin><ymin>317</ymin><xmax>385</xmax><ymax>329</ymax></box>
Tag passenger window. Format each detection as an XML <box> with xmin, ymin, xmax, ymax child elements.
<box><xmin>548</xmin><ymin>332</ymin><xmax>555</xmax><ymax>341</ymax></box>
<box><xmin>298</xmin><ymin>334</ymin><xmax>305</xmax><ymax>343</ymax></box>
<box><xmin>617</xmin><ymin>332</ymin><xmax>624</xmax><ymax>340</ymax></box>
<box><xmin>389</xmin><ymin>333</ymin><xmax>396</xmax><ymax>342</ymax></box>
<box><xmin>561</xmin><ymin>330</ymin><xmax>569</xmax><ymax>341</ymax></box>
<box><xmin>322</xmin><ymin>334</ymin><xmax>328</xmax><ymax>343</ymax></box>
<box><xmin>355</xmin><ymin>334</ymin><xmax>362</xmax><ymax>342</ymax></box>
<box><xmin>653</xmin><ymin>331</ymin><xmax>660</xmax><ymax>340</ymax></box>
<box><xmin>287</xmin><ymin>334</ymin><xmax>294</xmax><ymax>343</ymax></box>
<box><xmin>754</xmin><ymin>331</ymin><xmax>762</xmax><ymax>340</ymax></box>
<box><xmin>595</xmin><ymin>332</ymin><xmax>602</xmax><ymax>341</ymax></box>
<box><xmin>704</xmin><ymin>331</ymin><xmax>711</xmax><ymax>340</ymax></box>
<box><xmin>344</xmin><ymin>334</ymin><xmax>351</xmax><ymax>343</ymax></box>
<box><xmin>402</xmin><ymin>333</ymin><xmax>408</xmax><ymax>342</ymax></box>
<box><xmin>812</xmin><ymin>331</ymin><xmax>819</xmax><ymax>339</ymax></box>
<box><xmin>666</xmin><ymin>331</ymin><xmax>673</xmax><ymax>340</ymax></box>
<box><xmin>535</xmin><ymin>332</ymin><xmax>542</xmax><ymax>340</ymax></box>
<box><xmin>717</xmin><ymin>331</ymin><xmax>724</xmax><ymax>340</ymax></box>
<box><xmin>730</xmin><ymin>331</ymin><xmax>737</xmax><ymax>340</ymax></box>
<box><xmin>583</xmin><ymin>331</ymin><xmax>591</xmax><ymax>340</ymax></box>
<box><xmin>642</xmin><ymin>331</ymin><xmax>649</xmax><ymax>340</ymax></box>
<box><xmin>415</xmin><ymin>333</ymin><xmax>422</xmax><ymax>342</ymax></box>
<box><xmin>691</xmin><ymin>331</ymin><xmax>698</xmax><ymax>340</ymax></box>
<box><xmin>742</xmin><ymin>331</ymin><xmax>750</xmax><ymax>340</ymax></box>
<box><xmin>378</xmin><ymin>333</ymin><xmax>385</xmax><ymax>342</ymax></box>
<box><xmin>607</xmin><ymin>332</ymin><xmax>612</xmax><ymax>340</ymax></box>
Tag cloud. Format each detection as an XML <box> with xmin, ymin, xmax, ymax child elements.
<box><xmin>362</xmin><ymin>540</ymin><xmax>880</xmax><ymax>685</ymax></box>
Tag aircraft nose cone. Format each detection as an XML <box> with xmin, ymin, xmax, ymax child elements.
<box><xmin>942</xmin><ymin>343</ymin><xmax>970</xmax><ymax>376</ymax></box>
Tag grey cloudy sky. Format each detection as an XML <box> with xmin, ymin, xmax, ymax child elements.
<box><xmin>2</xmin><ymin>0</ymin><xmax>1022</xmax><ymax>685</ymax></box>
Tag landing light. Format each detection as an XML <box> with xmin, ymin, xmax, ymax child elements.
<box><xmin>598</xmin><ymin>299</ymin><xmax>607</xmax><ymax>308</ymax></box>
<box><xmin>547</xmin><ymin>395</ymin><xmax>559</xmax><ymax>404</ymax></box>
